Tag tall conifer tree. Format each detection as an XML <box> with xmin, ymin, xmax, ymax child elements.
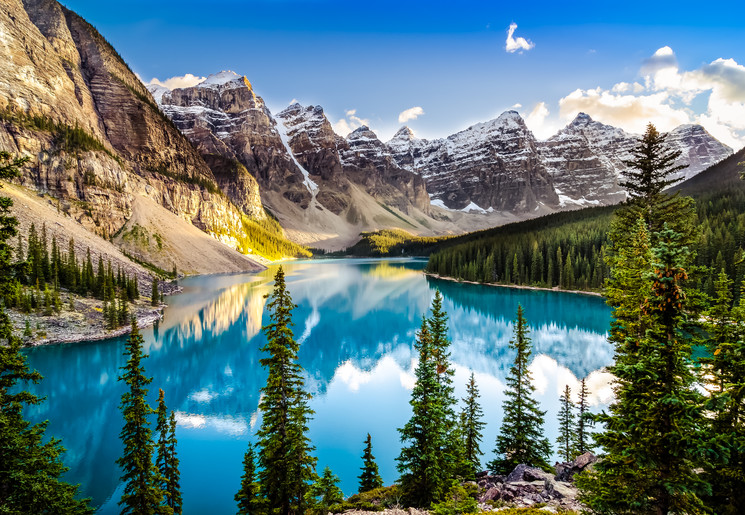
<box><xmin>575</xmin><ymin>377</ymin><xmax>592</xmax><ymax>455</ymax></box>
<box><xmin>156</xmin><ymin>389</ymin><xmax>181</xmax><ymax>514</ymax></box>
<box><xmin>577</xmin><ymin>124</ymin><xmax>706</xmax><ymax>514</ymax></box>
<box><xmin>0</xmin><ymin>151</ymin><xmax>92</xmax><ymax>514</ymax></box>
<box><xmin>358</xmin><ymin>433</ymin><xmax>383</xmax><ymax>493</ymax></box>
<box><xmin>253</xmin><ymin>266</ymin><xmax>316</xmax><ymax>514</ymax></box>
<box><xmin>236</xmin><ymin>443</ymin><xmax>263</xmax><ymax>514</ymax></box>
<box><xmin>489</xmin><ymin>305</ymin><xmax>551</xmax><ymax>474</ymax></box>
<box><xmin>459</xmin><ymin>373</ymin><xmax>485</xmax><ymax>477</ymax></box>
<box><xmin>556</xmin><ymin>385</ymin><xmax>576</xmax><ymax>462</ymax></box>
<box><xmin>397</xmin><ymin>318</ymin><xmax>450</xmax><ymax>506</ymax></box>
<box><xmin>117</xmin><ymin>319</ymin><xmax>168</xmax><ymax>514</ymax></box>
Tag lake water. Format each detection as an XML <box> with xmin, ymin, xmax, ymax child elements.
<box><xmin>22</xmin><ymin>258</ymin><xmax>613</xmax><ymax>513</ymax></box>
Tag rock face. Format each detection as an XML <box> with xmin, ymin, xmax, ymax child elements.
<box><xmin>388</xmin><ymin>111</ymin><xmax>560</xmax><ymax>212</ymax></box>
<box><xmin>0</xmin><ymin>0</ymin><xmax>263</xmax><ymax>267</ymax></box>
<box><xmin>154</xmin><ymin>71</ymin><xmax>306</xmax><ymax>210</ymax></box>
<box><xmin>537</xmin><ymin>113</ymin><xmax>732</xmax><ymax>207</ymax></box>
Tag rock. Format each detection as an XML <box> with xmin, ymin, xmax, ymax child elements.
<box><xmin>506</xmin><ymin>463</ymin><xmax>550</xmax><ymax>483</ymax></box>
<box><xmin>554</xmin><ymin>452</ymin><xmax>598</xmax><ymax>482</ymax></box>
<box><xmin>481</xmin><ymin>486</ymin><xmax>501</xmax><ymax>502</ymax></box>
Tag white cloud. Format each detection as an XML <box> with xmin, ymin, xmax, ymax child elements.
<box><xmin>398</xmin><ymin>106</ymin><xmax>425</xmax><ymax>123</ymax></box>
<box><xmin>557</xmin><ymin>46</ymin><xmax>745</xmax><ymax>149</ymax></box>
<box><xmin>524</xmin><ymin>101</ymin><xmax>559</xmax><ymax>140</ymax></box>
<box><xmin>333</xmin><ymin>109</ymin><xmax>371</xmax><ymax>137</ymax></box>
<box><xmin>505</xmin><ymin>22</ymin><xmax>534</xmax><ymax>53</ymax></box>
<box><xmin>148</xmin><ymin>73</ymin><xmax>206</xmax><ymax>90</ymax></box>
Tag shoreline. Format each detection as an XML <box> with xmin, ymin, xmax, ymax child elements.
<box><xmin>424</xmin><ymin>272</ymin><xmax>604</xmax><ymax>298</ymax></box>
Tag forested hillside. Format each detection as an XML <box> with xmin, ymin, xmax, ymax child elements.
<box><xmin>425</xmin><ymin>146</ymin><xmax>745</xmax><ymax>297</ymax></box>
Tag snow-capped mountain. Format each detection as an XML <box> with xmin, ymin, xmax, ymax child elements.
<box><xmin>387</xmin><ymin>111</ymin><xmax>559</xmax><ymax>213</ymax></box>
<box><xmin>388</xmin><ymin>111</ymin><xmax>732</xmax><ymax>210</ymax></box>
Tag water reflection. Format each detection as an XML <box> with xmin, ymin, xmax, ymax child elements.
<box><xmin>22</xmin><ymin>259</ymin><xmax>612</xmax><ymax>514</ymax></box>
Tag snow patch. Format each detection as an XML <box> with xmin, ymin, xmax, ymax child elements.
<box><xmin>275</xmin><ymin>119</ymin><xmax>319</xmax><ymax>196</ymax></box>
<box><xmin>461</xmin><ymin>201</ymin><xmax>488</xmax><ymax>214</ymax></box>
<box><xmin>197</xmin><ymin>70</ymin><xmax>241</xmax><ymax>87</ymax></box>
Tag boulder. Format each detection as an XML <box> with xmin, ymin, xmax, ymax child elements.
<box><xmin>554</xmin><ymin>452</ymin><xmax>598</xmax><ymax>482</ymax></box>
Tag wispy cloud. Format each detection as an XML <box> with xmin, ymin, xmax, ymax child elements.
<box><xmin>398</xmin><ymin>106</ymin><xmax>425</xmax><ymax>123</ymax></box>
<box><xmin>505</xmin><ymin>22</ymin><xmax>534</xmax><ymax>53</ymax></box>
<box><xmin>333</xmin><ymin>108</ymin><xmax>371</xmax><ymax>137</ymax></box>
<box><xmin>148</xmin><ymin>73</ymin><xmax>206</xmax><ymax>90</ymax></box>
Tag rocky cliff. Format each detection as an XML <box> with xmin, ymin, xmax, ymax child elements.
<box><xmin>537</xmin><ymin>113</ymin><xmax>732</xmax><ymax>207</ymax></box>
<box><xmin>0</xmin><ymin>0</ymin><xmax>265</xmax><ymax>272</ymax></box>
<box><xmin>387</xmin><ymin>111</ymin><xmax>560</xmax><ymax>213</ymax></box>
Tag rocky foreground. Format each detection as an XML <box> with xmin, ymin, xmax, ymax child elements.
<box><xmin>347</xmin><ymin>453</ymin><xmax>597</xmax><ymax>514</ymax></box>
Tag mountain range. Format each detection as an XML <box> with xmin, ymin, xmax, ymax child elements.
<box><xmin>0</xmin><ymin>0</ymin><xmax>735</xmax><ymax>270</ymax></box>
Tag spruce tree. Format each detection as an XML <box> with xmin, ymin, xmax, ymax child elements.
<box><xmin>459</xmin><ymin>373</ymin><xmax>485</xmax><ymax>477</ymax></box>
<box><xmin>156</xmin><ymin>389</ymin><xmax>181</xmax><ymax>514</ymax></box>
<box><xmin>556</xmin><ymin>384</ymin><xmax>576</xmax><ymax>462</ymax></box>
<box><xmin>151</xmin><ymin>277</ymin><xmax>159</xmax><ymax>306</ymax></box>
<box><xmin>700</xmin><ymin>271</ymin><xmax>745</xmax><ymax>514</ymax></box>
<box><xmin>575</xmin><ymin>377</ymin><xmax>592</xmax><ymax>455</ymax></box>
<box><xmin>577</xmin><ymin>125</ymin><xmax>706</xmax><ymax>513</ymax></box>
<box><xmin>0</xmin><ymin>151</ymin><xmax>92</xmax><ymax>513</ymax></box>
<box><xmin>235</xmin><ymin>443</ymin><xmax>263</xmax><ymax>515</ymax></box>
<box><xmin>489</xmin><ymin>305</ymin><xmax>551</xmax><ymax>474</ymax></box>
<box><xmin>308</xmin><ymin>467</ymin><xmax>343</xmax><ymax>514</ymax></box>
<box><xmin>358</xmin><ymin>433</ymin><xmax>383</xmax><ymax>493</ymax></box>
<box><xmin>397</xmin><ymin>318</ymin><xmax>450</xmax><ymax>506</ymax></box>
<box><xmin>254</xmin><ymin>266</ymin><xmax>316</xmax><ymax>514</ymax></box>
<box><xmin>117</xmin><ymin>319</ymin><xmax>168</xmax><ymax>514</ymax></box>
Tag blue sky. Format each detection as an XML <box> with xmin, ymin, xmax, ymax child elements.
<box><xmin>63</xmin><ymin>0</ymin><xmax>745</xmax><ymax>147</ymax></box>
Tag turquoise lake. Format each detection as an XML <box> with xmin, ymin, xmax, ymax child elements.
<box><xmin>22</xmin><ymin>258</ymin><xmax>614</xmax><ymax>513</ymax></box>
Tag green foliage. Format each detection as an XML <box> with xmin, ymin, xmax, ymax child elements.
<box><xmin>235</xmin><ymin>215</ymin><xmax>311</xmax><ymax>261</ymax></box>
<box><xmin>358</xmin><ymin>433</ymin><xmax>384</xmax><ymax>493</ymax></box>
<box><xmin>699</xmin><ymin>271</ymin><xmax>745</xmax><ymax>514</ymax></box>
<box><xmin>577</xmin><ymin>124</ymin><xmax>708</xmax><ymax>514</ymax></box>
<box><xmin>396</xmin><ymin>318</ymin><xmax>450</xmax><ymax>507</ymax></box>
<box><xmin>575</xmin><ymin>377</ymin><xmax>593</xmax><ymax>456</ymax></box>
<box><xmin>458</xmin><ymin>373</ymin><xmax>485</xmax><ymax>478</ymax></box>
<box><xmin>346</xmin><ymin>229</ymin><xmax>451</xmax><ymax>257</ymax></box>
<box><xmin>151</xmin><ymin>277</ymin><xmax>160</xmax><ymax>307</ymax></box>
<box><xmin>427</xmin><ymin>207</ymin><xmax>614</xmax><ymax>290</ymax></box>
<box><xmin>235</xmin><ymin>444</ymin><xmax>263</xmax><ymax>515</ymax></box>
<box><xmin>556</xmin><ymin>385</ymin><xmax>576</xmax><ymax>463</ymax></box>
<box><xmin>397</xmin><ymin>292</ymin><xmax>459</xmax><ymax>507</ymax></box>
<box><xmin>307</xmin><ymin>466</ymin><xmax>344</xmax><ymax>514</ymax></box>
<box><xmin>156</xmin><ymin>389</ymin><xmax>181</xmax><ymax>515</ymax></box>
<box><xmin>148</xmin><ymin>164</ymin><xmax>222</xmax><ymax>196</ymax></box>
<box><xmin>255</xmin><ymin>266</ymin><xmax>316</xmax><ymax>513</ymax></box>
<box><xmin>489</xmin><ymin>305</ymin><xmax>551</xmax><ymax>474</ymax></box>
<box><xmin>430</xmin><ymin>481</ymin><xmax>479</xmax><ymax>515</ymax></box>
<box><xmin>340</xmin><ymin>485</ymin><xmax>402</xmax><ymax>512</ymax></box>
<box><xmin>0</xmin><ymin>108</ymin><xmax>119</xmax><ymax>161</ymax></box>
<box><xmin>117</xmin><ymin>319</ymin><xmax>169</xmax><ymax>514</ymax></box>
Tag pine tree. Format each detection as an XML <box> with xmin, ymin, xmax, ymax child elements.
<box><xmin>358</xmin><ymin>433</ymin><xmax>383</xmax><ymax>493</ymax></box>
<box><xmin>488</xmin><ymin>305</ymin><xmax>551</xmax><ymax>474</ymax></box>
<box><xmin>156</xmin><ymin>390</ymin><xmax>182</xmax><ymax>514</ymax></box>
<box><xmin>117</xmin><ymin>319</ymin><xmax>168</xmax><ymax>514</ymax></box>
<box><xmin>151</xmin><ymin>277</ymin><xmax>159</xmax><ymax>306</ymax></box>
<box><xmin>236</xmin><ymin>443</ymin><xmax>263</xmax><ymax>515</ymax></box>
<box><xmin>165</xmin><ymin>411</ymin><xmax>182</xmax><ymax>514</ymax></box>
<box><xmin>0</xmin><ymin>151</ymin><xmax>93</xmax><ymax>514</ymax></box>
<box><xmin>700</xmin><ymin>271</ymin><xmax>745</xmax><ymax>514</ymax></box>
<box><xmin>397</xmin><ymin>318</ymin><xmax>450</xmax><ymax>506</ymax></box>
<box><xmin>255</xmin><ymin>266</ymin><xmax>316</xmax><ymax>514</ymax></box>
<box><xmin>578</xmin><ymin>126</ymin><xmax>706</xmax><ymax>513</ymax></box>
<box><xmin>307</xmin><ymin>467</ymin><xmax>343</xmax><ymax>514</ymax></box>
<box><xmin>575</xmin><ymin>377</ymin><xmax>592</xmax><ymax>455</ymax></box>
<box><xmin>556</xmin><ymin>385</ymin><xmax>576</xmax><ymax>462</ymax></box>
<box><xmin>459</xmin><ymin>373</ymin><xmax>485</xmax><ymax>477</ymax></box>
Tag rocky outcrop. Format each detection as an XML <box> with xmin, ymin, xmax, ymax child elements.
<box><xmin>476</xmin><ymin>463</ymin><xmax>582</xmax><ymax>511</ymax></box>
<box><xmin>388</xmin><ymin>112</ymin><xmax>560</xmax><ymax>212</ymax></box>
<box><xmin>155</xmin><ymin>72</ymin><xmax>309</xmax><ymax>209</ymax></box>
<box><xmin>555</xmin><ymin>451</ymin><xmax>598</xmax><ymax>482</ymax></box>
<box><xmin>0</xmin><ymin>0</ymin><xmax>263</xmax><ymax>263</ymax></box>
<box><xmin>341</xmin><ymin>126</ymin><xmax>430</xmax><ymax>215</ymax></box>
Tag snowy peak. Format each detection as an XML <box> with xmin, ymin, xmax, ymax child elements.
<box><xmin>196</xmin><ymin>70</ymin><xmax>252</xmax><ymax>90</ymax></box>
<box><xmin>389</xmin><ymin>126</ymin><xmax>419</xmax><ymax>144</ymax></box>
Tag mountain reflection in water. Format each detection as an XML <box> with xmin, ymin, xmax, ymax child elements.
<box><xmin>22</xmin><ymin>259</ymin><xmax>612</xmax><ymax>514</ymax></box>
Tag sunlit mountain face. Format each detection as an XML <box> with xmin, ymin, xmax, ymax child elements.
<box><xmin>22</xmin><ymin>259</ymin><xmax>612</xmax><ymax>514</ymax></box>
